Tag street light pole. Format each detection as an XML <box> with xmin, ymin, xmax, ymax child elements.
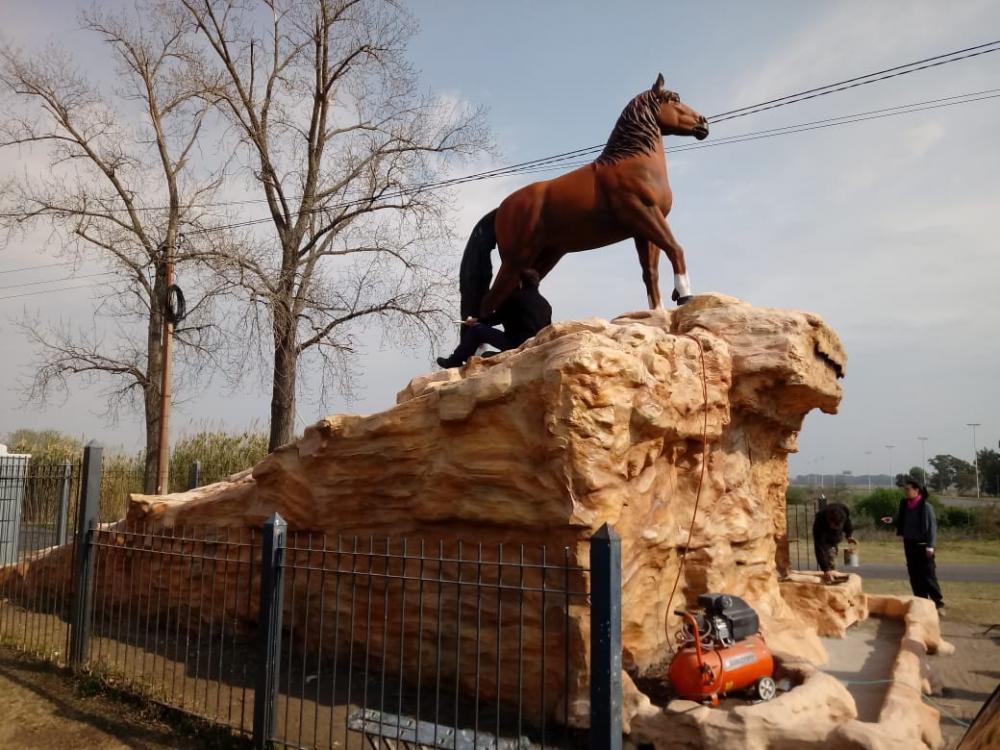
<box><xmin>917</xmin><ymin>437</ymin><xmax>928</xmax><ymax>486</ymax></box>
<box><xmin>885</xmin><ymin>445</ymin><xmax>895</xmax><ymax>487</ymax></box>
<box><xmin>967</xmin><ymin>423</ymin><xmax>981</xmax><ymax>499</ymax></box>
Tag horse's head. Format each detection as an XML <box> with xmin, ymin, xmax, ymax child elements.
<box><xmin>650</xmin><ymin>73</ymin><xmax>708</xmax><ymax>140</ymax></box>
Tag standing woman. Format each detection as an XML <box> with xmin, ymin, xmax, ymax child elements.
<box><xmin>881</xmin><ymin>479</ymin><xmax>945</xmax><ymax>613</ymax></box>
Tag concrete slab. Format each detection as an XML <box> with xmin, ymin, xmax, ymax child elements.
<box><xmin>821</xmin><ymin>616</ymin><xmax>904</xmax><ymax>723</ymax></box>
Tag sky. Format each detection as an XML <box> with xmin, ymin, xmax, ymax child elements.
<box><xmin>0</xmin><ymin>0</ymin><xmax>998</xmax><ymax>482</ymax></box>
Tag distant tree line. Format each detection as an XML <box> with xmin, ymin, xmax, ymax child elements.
<box><xmin>792</xmin><ymin>449</ymin><xmax>1000</xmax><ymax>497</ymax></box>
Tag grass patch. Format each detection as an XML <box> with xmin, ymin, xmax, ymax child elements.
<box><xmin>862</xmin><ymin>579</ymin><xmax>1000</xmax><ymax>625</ymax></box>
<box><xmin>851</xmin><ymin>538</ymin><xmax>1000</xmax><ymax>565</ymax></box>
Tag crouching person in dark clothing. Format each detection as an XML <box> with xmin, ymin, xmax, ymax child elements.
<box><xmin>437</xmin><ymin>269</ymin><xmax>552</xmax><ymax>369</ymax></box>
<box><xmin>881</xmin><ymin>479</ymin><xmax>945</xmax><ymax>613</ymax></box>
<box><xmin>813</xmin><ymin>502</ymin><xmax>858</xmax><ymax>584</ymax></box>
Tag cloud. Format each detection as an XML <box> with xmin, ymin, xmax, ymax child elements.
<box><xmin>902</xmin><ymin>121</ymin><xmax>946</xmax><ymax>160</ymax></box>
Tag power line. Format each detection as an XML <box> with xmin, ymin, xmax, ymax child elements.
<box><xmin>2</xmin><ymin>84</ymin><xmax>998</xmax><ymax>281</ymax></box>
<box><xmin>2</xmin><ymin>38</ymin><xmax>995</xmax><ymax>220</ymax></box>
<box><xmin>185</xmin><ymin>85</ymin><xmax>1000</xmax><ymax>235</ymax></box>
<box><xmin>0</xmin><ymin>270</ymin><xmax>115</xmax><ymax>293</ymax></box>
<box><xmin>0</xmin><ymin>260</ymin><xmax>77</xmax><ymax>275</ymax></box>
<box><xmin>708</xmin><ymin>38</ymin><xmax>1000</xmax><ymax>121</ymax></box>
<box><xmin>0</xmin><ymin>283</ymin><xmax>102</xmax><ymax>301</ymax></box>
<box><xmin>483</xmin><ymin>88</ymin><xmax>1000</xmax><ymax>174</ymax></box>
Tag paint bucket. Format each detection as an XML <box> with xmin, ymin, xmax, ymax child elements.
<box><xmin>843</xmin><ymin>547</ymin><xmax>859</xmax><ymax>567</ymax></box>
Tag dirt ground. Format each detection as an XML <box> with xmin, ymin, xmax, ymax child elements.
<box><xmin>0</xmin><ymin>648</ymin><xmax>216</xmax><ymax>749</ymax></box>
<box><xmin>932</xmin><ymin>619</ymin><xmax>1000</xmax><ymax>750</ymax></box>
<box><xmin>0</xmin><ymin>609</ymin><xmax>994</xmax><ymax>749</ymax></box>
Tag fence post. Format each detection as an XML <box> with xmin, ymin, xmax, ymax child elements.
<box><xmin>55</xmin><ymin>459</ymin><xmax>72</xmax><ymax>547</ymax></box>
<box><xmin>590</xmin><ymin>523</ymin><xmax>622</xmax><ymax>750</ymax></box>
<box><xmin>187</xmin><ymin>460</ymin><xmax>201</xmax><ymax>490</ymax></box>
<box><xmin>69</xmin><ymin>441</ymin><xmax>102</xmax><ymax>669</ymax></box>
<box><xmin>252</xmin><ymin>512</ymin><xmax>287</xmax><ymax>749</ymax></box>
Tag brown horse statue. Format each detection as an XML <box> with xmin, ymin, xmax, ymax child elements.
<box><xmin>459</xmin><ymin>74</ymin><xmax>708</xmax><ymax>319</ymax></box>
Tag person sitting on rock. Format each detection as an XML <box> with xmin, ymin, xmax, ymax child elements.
<box><xmin>437</xmin><ymin>269</ymin><xmax>552</xmax><ymax>369</ymax></box>
<box><xmin>812</xmin><ymin>502</ymin><xmax>857</xmax><ymax>584</ymax></box>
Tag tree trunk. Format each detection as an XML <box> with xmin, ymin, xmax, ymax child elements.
<box><xmin>269</xmin><ymin>309</ymin><xmax>298</xmax><ymax>453</ymax></box>
<box><xmin>143</xmin><ymin>266</ymin><xmax>167</xmax><ymax>493</ymax></box>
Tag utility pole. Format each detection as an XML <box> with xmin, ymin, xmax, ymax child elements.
<box><xmin>967</xmin><ymin>423</ymin><xmax>981</xmax><ymax>499</ymax></box>
<box><xmin>885</xmin><ymin>445</ymin><xmax>895</xmax><ymax>487</ymax></box>
<box><xmin>156</xmin><ymin>240</ymin><xmax>175</xmax><ymax>495</ymax></box>
<box><xmin>865</xmin><ymin>451</ymin><xmax>872</xmax><ymax>492</ymax></box>
<box><xmin>917</xmin><ymin>437</ymin><xmax>928</xmax><ymax>486</ymax></box>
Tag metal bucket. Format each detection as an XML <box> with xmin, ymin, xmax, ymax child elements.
<box><xmin>843</xmin><ymin>547</ymin><xmax>859</xmax><ymax>567</ymax></box>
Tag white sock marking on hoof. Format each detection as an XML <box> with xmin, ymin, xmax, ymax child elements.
<box><xmin>673</xmin><ymin>272</ymin><xmax>691</xmax><ymax>298</ymax></box>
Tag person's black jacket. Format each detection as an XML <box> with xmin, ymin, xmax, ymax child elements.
<box><xmin>893</xmin><ymin>497</ymin><xmax>937</xmax><ymax>548</ymax></box>
<box><xmin>812</xmin><ymin>502</ymin><xmax>853</xmax><ymax>547</ymax></box>
<box><xmin>481</xmin><ymin>286</ymin><xmax>552</xmax><ymax>347</ymax></box>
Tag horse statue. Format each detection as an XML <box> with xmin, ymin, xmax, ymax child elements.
<box><xmin>459</xmin><ymin>74</ymin><xmax>708</xmax><ymax>319</ymax></box>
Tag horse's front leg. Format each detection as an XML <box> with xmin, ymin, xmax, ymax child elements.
<box><xmin>633</xmin><ymin>238</ymin><xmax>662</xmax><ymax>309</ymax></box>
<box><xmin>625</xmin><ymin>201</ymin><xmax>693</xmax><ymax>304</ymax></box>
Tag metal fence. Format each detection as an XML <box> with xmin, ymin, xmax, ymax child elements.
<box><xmin>0</xmin><ymin>458</ymin><xmax>79</xmax><ymax>564</ymax></box>
<box><xmin>786</xmin><ymin>499</ymin><xmax>822</xmax><ymax>571</ymax></box>
<box><xmin>2</xmin><ymin>455</ymin><xmax>214</xmax><ymax>530</ymax></box>
<box><xmin>0</xmin><ymin>443</ymin><xmax>624</xmax><ymax>750</ymax></box>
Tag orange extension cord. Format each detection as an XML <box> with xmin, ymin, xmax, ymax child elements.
<box><xmin>664</xmin><ymin>332</ymin><xmax>710</xmax><ymax>653</ymax></box>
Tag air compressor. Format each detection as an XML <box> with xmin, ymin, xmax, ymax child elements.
<box><xmin>667</xmin><ymin>593</ymin><xmax>776</xmax><ymax>706</ymax></box>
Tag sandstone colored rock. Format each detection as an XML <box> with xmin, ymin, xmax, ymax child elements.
<box><xmin>780</xmin><ymin>571</ymin><xmax>869</xmax><ymax>638</ymax></box>
<box><xmin>2</xmin><ymin>293</ymin><xmax>847</xmax><ymax>727</ymax></box>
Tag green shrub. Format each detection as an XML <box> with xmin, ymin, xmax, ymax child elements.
<box><xmin>4</xmin><ymin>429</ymin><xmax>82</xmax><ymax>462</ymax></box>
<box><xmin>100</xmin><ymin>452</ymin><xmax>145</xmax><ymax>521</ymax></box>
<box><xmin>942</xmin><ymin>507</ymin><xmax>976</xmax><ymax>528</ymax></box>
<box><xmin>168</xmin><ymin>430</ymin><xmax>268</xmax><ymax>491</ymax></box>
<box><xmin>786</xmin><ymin>486</ymin><xmax>811</xmax><ymax>505</ymax></box>
<box><xmin>855</xmin><ymin>488</ymin><xmax>903</xmax><ymax>527</ymax></box>
<box><xmin>854</xmin><ymin>487</ymin><xmax>950</xmax><ymax>533</ymax></box>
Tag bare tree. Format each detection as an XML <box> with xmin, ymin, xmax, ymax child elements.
<box><xmin>0</xmin><ymin>3</ymin><xmax>230</xmax><ymax>491</ymax></box>
<box><xmin>179</xmin><ymin>0</ymin><xmax>491</xmax><ymax>450</ymax></box>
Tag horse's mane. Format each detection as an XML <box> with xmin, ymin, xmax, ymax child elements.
<box><xmin>596</xmin><ymin>90</ymin><xmax>663</xmax><ymax>165</ymax></box>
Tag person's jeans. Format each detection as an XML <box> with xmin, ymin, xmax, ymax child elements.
<box><xmin>447</xmin><ymin>323</ymin><xmax>512</xmax><ymax>363</ymax></box>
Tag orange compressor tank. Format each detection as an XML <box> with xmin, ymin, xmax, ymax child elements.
<box><xmin>668</xmin><ymin>631</ymin><xmax>775</xmax><ymax>704</ymax></box>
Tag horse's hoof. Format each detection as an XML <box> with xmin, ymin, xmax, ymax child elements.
<box><xmin>671</xmin><ymin>289</ymin><xmax>679</xmax><ymax>302</ymax></box>
<box><xmin>675</xmin><ymin>295</ymin><xmax>693</xmax><ymax>306</ymax></box>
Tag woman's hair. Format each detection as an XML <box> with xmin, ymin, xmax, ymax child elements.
<box><xmin>903</xmin><ymin>478</ymin><xmax>928</xmax><ymax>500</ymax></box>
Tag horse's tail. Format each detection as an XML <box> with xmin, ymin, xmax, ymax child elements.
<box><xmin>459</xmin><ymin>208</ymin><xmax>498</xmax><ymax>319</ymax></box>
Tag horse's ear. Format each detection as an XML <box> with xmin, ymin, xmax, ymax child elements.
<box><xmin>652</xmin><ymin>73</ymin><xmax>665</xmax><ymax>93</ymax></box>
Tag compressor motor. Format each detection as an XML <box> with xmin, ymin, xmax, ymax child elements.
<box><xmin>667</xmin><ymin>593</ymin><xmax>776</xmax><ymax>706</ymax></box>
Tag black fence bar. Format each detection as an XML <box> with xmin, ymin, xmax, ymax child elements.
<box><xmin>56</xmin><ymin>460</ymin><xmax>72</xmax><ymax>547</ymax></box>
<box><xmin>69</xmin><ymin>441</ymin><xmax>102</xmax><ymax>668</ymax></box>
<box><xmin>253</xmin><ymin>513</ymin><xmax>287</xmax><ymax>748</ymax></box>
<box><xmin>590</xmin><ymin>523</ymin><xmax>622</xmax><ymax>750</ymax></box>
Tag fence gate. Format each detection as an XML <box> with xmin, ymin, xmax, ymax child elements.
<box><xmin>0</xmin><ymin>446</ymin><xmax>31</xmax><ymax>566</ymax></box>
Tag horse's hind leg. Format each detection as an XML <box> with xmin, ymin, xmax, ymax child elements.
<box><xmin>479</xmin><ymin>260</ymin><xmax>524</xmax><ymax>318</ymax></box>
<box><xmin>634</xmin><ymin>238</ymin><xmax>662</xmax><ymax>309</ymax></box>
<box><xmin>533</xmin><ymin>247</ymin><xmax>564</xmax><ymax>282</ymax></box>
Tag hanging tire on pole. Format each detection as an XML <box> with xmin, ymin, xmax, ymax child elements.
<box><xmin>165</xmin><ymin>283</ymin><xmax>186</xmax><ymax>325</ymax></box>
